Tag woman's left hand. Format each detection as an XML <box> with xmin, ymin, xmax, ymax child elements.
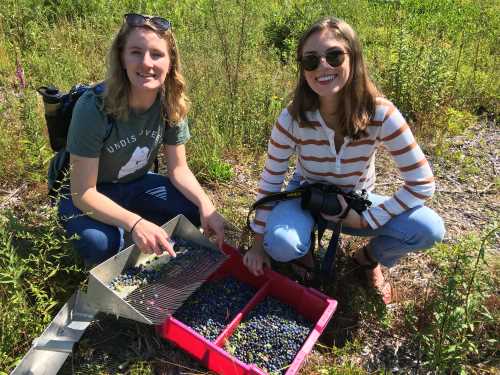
<box><xmin>320</xmin><ymin>194</ymin><xmax>368</xmax><ymax>229</ymax></box>
<box><xmin>199</xmin><ymin>203</ymin><xmax>225</xmax><ymax>249</ymax></box>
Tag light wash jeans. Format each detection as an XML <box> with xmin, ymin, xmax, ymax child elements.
<box><xmin>58</xmin><ymin>173</ymin><xmax>200</xmax><ymax>266</ymax></box>
<box><xmin>262</xmin><ymin>175</ymin><xmax>445</xmax><ymax>267</ymax></box>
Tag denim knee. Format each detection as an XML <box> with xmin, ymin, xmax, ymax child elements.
<box><xmin>263</xmin><ymin>225</ymin><xmax>311</xmax><ymax>262</ymax></box>
<box><xmin>74</xmin><ymin>228</ymin><xmax>121</xmax><ymax>266</ymax></box>
<box><xmin>415</xmin><ymin>215</ymin><xmax>446</xmax><ymax>249</ymax></box>
<box><xmin>368</xmin><ymin>206</ymin><xmax>445</xmax><ymax>267</ymax></box>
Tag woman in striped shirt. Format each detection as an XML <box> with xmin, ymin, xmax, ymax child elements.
<box><xmin>243</xmin><ymin>17</ymin><xmax>445</xmax><ymax>304</ymax></box>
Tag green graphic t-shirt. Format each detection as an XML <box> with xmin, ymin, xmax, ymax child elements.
<box><xmin>66</xmin><ymin>90</ymin><xmax>190</xmax><ymax>184</ymax></box>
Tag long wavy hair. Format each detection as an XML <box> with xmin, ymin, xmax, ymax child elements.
<box><xmin>104</xmin><ymin>20</ymin><xmax>189</xmax><ymax>124</ymax></box>
<box><xmin>289</xmin><ymin>17</ymin><xmax>380</xmax><ymax>139</ymax></box>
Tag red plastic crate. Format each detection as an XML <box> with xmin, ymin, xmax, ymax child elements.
<box><xmin>156</xmin><ymin>244</ymin><xmax>338</xmax><ymax>374</ymax></box>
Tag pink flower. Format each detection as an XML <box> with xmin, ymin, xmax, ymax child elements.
<box><xmin>16</xmin><ymin>56</ymin><xmax>26</xmax><ymax>90</ymax></box>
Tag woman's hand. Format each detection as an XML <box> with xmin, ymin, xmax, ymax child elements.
<box><xmin>199</xmin><ymin>203</ymin><xmax>225</xmax><ymax>249</ymax></box>
<box><xmin>243</xmin><ymin>235</ymin><xmax>271</xmax><ymax>277</ymax></box>
<box><xmin>131</xmin><ymin>218</ymin><xmax>176</xmax><ymax>257</ymax></box>
<box><xmin>320</xmin><ymin>194</ymin><xmax>369</xmax><ymax>229</ymax></box>
<box><xmin>164</xmin><ymin>144</ymin><xmax>225</xmax><ymax>248</ymax></box>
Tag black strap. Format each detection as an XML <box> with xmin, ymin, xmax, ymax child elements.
<box><xmin>246</xmin><ymin>186</ymin><xmax>308</xmax><ymax>230</ymax></box>
<box><xmin>319</xmin><ymin>221</ymin><xmax>342</xmax><ymax>284</ymax></box>
<box><xmin>318</xmin><ymin>197</ymin><xmax>358</xmax><ymax>283</ymax></box>
<box><xmin>154</xmin><ymin>157</ymin><xmax>159</xmax><ymax>173</ymax></box>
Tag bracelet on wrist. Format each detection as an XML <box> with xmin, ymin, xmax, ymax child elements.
<box><xmin>130</xmin><ymin>217</ymin><xmax>143</xmax><ymax>233</ymax></box>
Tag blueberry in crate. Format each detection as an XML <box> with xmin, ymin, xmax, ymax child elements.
<box><xmin>173</xmin><ymin>276</ymin><xmax>256</xmax><ymax>341</ymax></box>
<box><xmin>227</xmin><ymin>296</ymin><xmax>314</xmax><ymax>374</ymax></box>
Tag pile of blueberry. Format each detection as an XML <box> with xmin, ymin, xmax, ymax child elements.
<box><xmin>108</xmin><ymin>262</ymin><xmax>163</xmax><ymax>291</ymax></box>
<box><xmin>164</xmin><ymin>237</ymin><xmax>226</xmax><ymax>273</ymax></box>
<box><xmin>173</xmin><ymin>277</ymin><xmax>256</xmax><ymax>341</ymax></box>
<box><xmin>108</xmin><ymin>237</ymin><xmax>225</xmax><ymax>293</ymax></box>
<box><xmin>227</xmin><ymin>296</ymin><xmax>313</xmax><ymax>374</ymax></box>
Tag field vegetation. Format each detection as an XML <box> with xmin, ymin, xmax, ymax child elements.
<box><xmin>0</xmin><ymin>0</ymin><xmax>498</xmax><ymax>373</ymax></box>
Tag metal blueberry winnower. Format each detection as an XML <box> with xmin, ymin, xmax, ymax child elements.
<box><xmin>12</xmin><ymin>214</ymin><xmax>228</xmax><ymax>374</ymax></box>
<box><xmin>86</xmin><ymin>214</ymin><xmax>228</xmax><ymax>325</ymax></box>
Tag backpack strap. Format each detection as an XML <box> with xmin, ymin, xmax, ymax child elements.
<box><xmin>92</xmin><ymin>82</ymin><xmax>106</xmax><ymax>96</ymax></box>
<box><xmin>48</xmin><ymin>86</ymin><xmax>115</xmax><ymax>202</ymax></box>
<box><xmin>92</xmin><ymin>82</ymin><xmax>115</xmax><ymax>142</ymax></box>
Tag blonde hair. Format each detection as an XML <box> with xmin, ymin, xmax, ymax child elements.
<box><xmin>104</xmin><ymin>21</ymin><xmax>189</xmax><ymax>124</ymax></box>
<box><xmin>289</xmin><ymin>17</ymin><xmax>380</xmax><ymax>139</ymax></box>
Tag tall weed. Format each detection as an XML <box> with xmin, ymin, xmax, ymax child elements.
<box><xmin>0</xmin><ymin>0</ymin><xmax>498</xmax><ymax>185</ymax></box>
<box><xmin>407</xmin><ymin>227</ymin><xmax>499</xmax><ymax>372</ymax></box>
<box><xmin>0</xmin><ymin>206</ymin><xmax>84</xmax><ymax>371</ymax></box>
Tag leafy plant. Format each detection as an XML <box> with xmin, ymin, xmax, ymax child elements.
<box><xmin>201</xmin><ymin>154</ymin><xmax>234</xmax><ymax>183</ymax></box>
<box><xmin>433</xmin><ymin>107</ymin><xmax>477</xmax><ymax>157</ymax></box>
<box><xmin>0</xmin><ymin>205</ymin><xmax>84</xmax><ymax>371</ymax></box>
<box><xmin>410</xmin><ymin>227</ymin><xmax>499</xmax><ymax>372</ymax></box>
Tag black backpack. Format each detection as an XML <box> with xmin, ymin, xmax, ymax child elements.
<box><xmin>37</xmin><ymin>83</ymin><xmax>114</xmax><ymax>200</ymax></box>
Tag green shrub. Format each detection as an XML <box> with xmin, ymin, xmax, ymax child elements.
<box><xmin>0</xmin><ymin>206</ymin><xmax>84</xmax><ymax>372</ymax></box>
<box><xmin>0</xmin><ymin>0</ymin><xmax>498</xmax><ymax>185</ymax></box>
<box><xmin>407</xmin><ymin>227</ymin><xmax>499</xmax><ymax>372</ymax></box>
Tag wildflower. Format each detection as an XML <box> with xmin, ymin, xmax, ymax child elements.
<box><xmin>15</xmin><ymin>56</ymin><xmax>26</xmax><ymax>90</ymax></box>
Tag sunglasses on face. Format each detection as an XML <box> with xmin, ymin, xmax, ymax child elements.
<box><xmin>300</xmin><ymin>48</ymin><xmax>347</xmax><ymax>71</ymax></box>
<box><xmin>124</xmin><ymin>13</ymin><xmax>172</xmax><ymax>31</ymax></box>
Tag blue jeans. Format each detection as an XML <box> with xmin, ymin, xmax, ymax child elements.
<box><xmin>262</xmin><ymin>177</ymin><xmax>445</xmax><ymax>267</ymax></box>
<box><xmin>58</xmin><ymin>173</ymin><xmax>200</xmax><ymax>265</ymax></box>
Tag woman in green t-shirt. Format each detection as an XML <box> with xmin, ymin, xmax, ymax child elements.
<box><xmin>59</xmin><ymin>14</ymin><xmax>224</xmax><ymax>266</ymax></box>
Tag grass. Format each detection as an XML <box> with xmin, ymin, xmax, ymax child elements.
<box><xmin>0</xmin><ymin>204</ymin><xmax>85</xmax><ymax>370</ymax></box>
<box><xmin>418</xmin><ymin>228</ymin><xmax>499</xmax><ymax>372</ymax></box>
<box><xmin>0</xmin><ymin>0</ymin><xmax>498</xmax><ymax>373</ymax></box>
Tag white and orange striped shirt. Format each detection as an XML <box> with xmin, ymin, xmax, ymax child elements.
<box><xmin>250</xmin><ymin>98</ymin><xmax>435</xmax><ymax>233</ymax></box>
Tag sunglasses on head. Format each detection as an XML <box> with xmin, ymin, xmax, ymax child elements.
<box><xmin>124</xmin><ymin>13</ymin><xmax>172</xmax><ymax>31</ymax></box>
<box><xmin>300</xmin><ymin>48</ymin><xmax>347</xmax><ymax>71</ymax></box>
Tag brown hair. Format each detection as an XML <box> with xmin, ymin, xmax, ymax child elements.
<box><xmin>104</xmin><ymin>20</ymin><xmax>189</xmax><ymax>124</ymax></box>
<box><xmin>289</xmin><ymin>17</ymin><xmax>380</xmax><ymax>139</ymax></box>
